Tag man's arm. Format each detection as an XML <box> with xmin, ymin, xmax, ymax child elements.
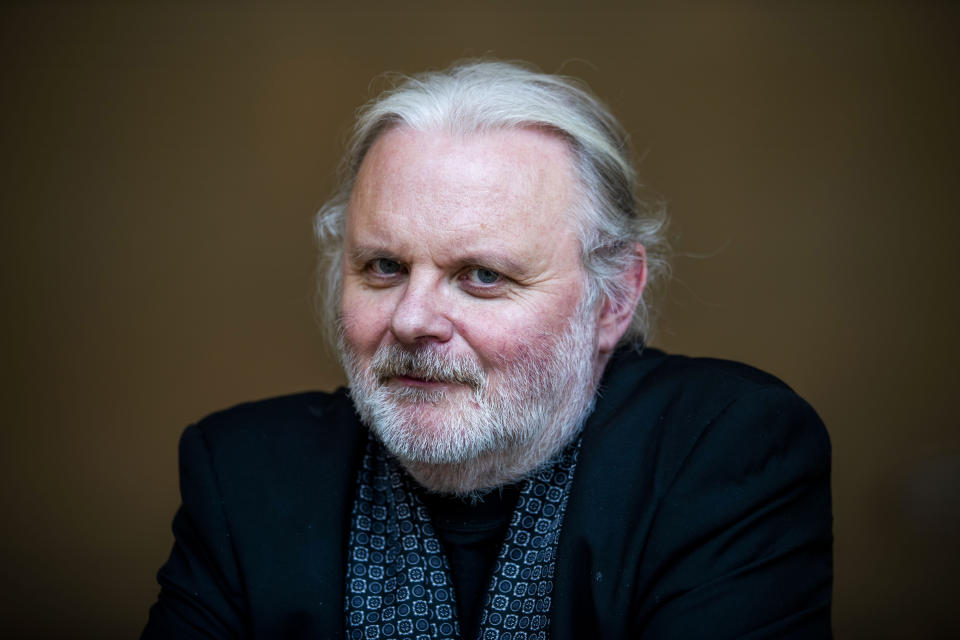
<box><xmin>142</xmin><ymin>425</ymin><xmax>248</xmax><ymax>639</ymax></box>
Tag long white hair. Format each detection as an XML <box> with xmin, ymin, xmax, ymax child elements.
<box><xmin>315</xmin><ymin>59</ymin><xmax>669</xmax><ymax>347</ymax></box>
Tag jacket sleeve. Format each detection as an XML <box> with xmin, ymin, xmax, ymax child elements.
<box><xmin>142</xmin><ymin>425</ymin><xmax>249</xmax><ymax>639</ymax></box>
<box><xmin>635</xmin><ymin>386</ymin><xmax>833</xmax><ymax>639</ymax></box>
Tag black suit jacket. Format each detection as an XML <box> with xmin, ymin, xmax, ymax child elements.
<box><xmin>143</xmin><ymin>348</ymin><xmax>833</xmax><ymax>638</ymax></box>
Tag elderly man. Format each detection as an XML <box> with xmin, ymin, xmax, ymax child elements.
<box><xmin>143</xmin><ymin>61</ymin><xmax>832</xmax><ymax>639</ymax></box>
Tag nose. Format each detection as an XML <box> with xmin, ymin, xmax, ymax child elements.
<box><xmin>389</xmin><ymin>276</ymin><xmax>454</xmax><ymax>345</ymax></box>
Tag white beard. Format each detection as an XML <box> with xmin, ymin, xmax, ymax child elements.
<box><xmin>339</xmin><ymin>302</ymin><xmax>600</xmax><ymax>495</ymax></box>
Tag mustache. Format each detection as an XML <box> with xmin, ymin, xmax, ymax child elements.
<box><xmin>371</xmin><ymin>345</ymin><xmax>485</xmax><ymax>392</ymax></box>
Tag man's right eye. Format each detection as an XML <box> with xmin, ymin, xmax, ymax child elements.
<box><xmin>368</xmin><ymin>258</ymin><xmax>403</xmax><ymax>276</ymax></box>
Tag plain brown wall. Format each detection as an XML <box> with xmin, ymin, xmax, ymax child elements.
<box><xmin>2</xmin><ymin>1</ymin><xmax>958</xmax><ymax>637</ymax></box>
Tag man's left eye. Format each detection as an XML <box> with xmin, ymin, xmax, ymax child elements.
<box><xmin>466</xmin><ymin>267</ymin><xmax>502</xmax><ymax>285</ymax></box>
<box><xmin>369</xmin><ymin>258</ymin><xmax>403</xmax><ymax>275</ymax></box>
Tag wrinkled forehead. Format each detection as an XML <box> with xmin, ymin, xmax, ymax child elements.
<box><xmin>349</xmin><ymin>125</ymin><xmax>583</xmax><ymax>232</ymax></box>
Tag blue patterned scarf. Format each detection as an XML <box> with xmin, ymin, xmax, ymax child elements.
<box><xmin>345</xmin><ymin>432</ymin><xmax>581</xmax><ymax>640</ymax></box>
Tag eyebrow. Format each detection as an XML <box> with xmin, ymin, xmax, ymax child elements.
<box><xmin>347</xmin><ymin>244</ymin><xmax>533</xmax><ymax>279</ymax></box>
<box><xmin>454</xmin><ymin>254</ymin><xmax>532</xmax><ymax>279</ymax></box>
<box><xmin>346</xmin><ymin>245</ymin><xmax>396</xmax><ymax>265</ymax></box>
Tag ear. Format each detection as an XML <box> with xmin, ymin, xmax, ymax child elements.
<box><xmin>596</xmin><ymin>243</ymin><xmax>648</xmax><ymax>355</ymax></box>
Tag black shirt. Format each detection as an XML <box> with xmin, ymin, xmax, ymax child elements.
<box><xmin>420</xmin><ymin>484</ymin><xmax>521</xmax><ymax>640</ymax></box>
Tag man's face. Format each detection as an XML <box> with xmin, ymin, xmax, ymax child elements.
<box><xmin>339</xmin><ymin>126</ymin><xmax>602</xmax><ymax>472</ymax></box>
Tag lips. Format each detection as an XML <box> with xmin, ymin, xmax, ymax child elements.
<box><xmin>387</xmin><ymin>373</ymin><xmax>462</xmax><ymax>388</ymax></box>
<box><xmin>393</xmin><ymin>374</ymin><xmax>444</xmax><ymax>385</ymax></box>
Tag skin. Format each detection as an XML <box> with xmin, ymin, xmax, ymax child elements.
<box><xmin>340</xmin><ymin>125</ymin><xmax>645</xmax><ymax>459</ymax></box>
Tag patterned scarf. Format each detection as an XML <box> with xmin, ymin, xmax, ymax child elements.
<box><xmin>345</xmin><ymin>432</ymin><xmax>581</xmax><ymax>640</ymax></box>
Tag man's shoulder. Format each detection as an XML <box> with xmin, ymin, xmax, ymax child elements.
<box><xmin>182</xmin><ymin>388</ymin><xmax>364</xmax><ymax>472</ymax></box>
<box><xmin>603</xmin><ymin>347</ymin><xmax>793</xmax><ymax>400</ymax></box>
<box><xmin>582</xmin><ymin>347</ymin><xmax>828</xmax><ymax>489</ymax></box>
<box><xmin>193</xmin><ymin>388</ymin><xmax>354</xmax><ymax>432</ymax></box>
<box><xmin>167</xmin><ymin>389</ymin><xmax>365</xmax><ymax>628</ymax></box>
<box><xmin>593</xmin><ymin>347</ymin><xmax>812</xmax><ymax>431</ymax></box>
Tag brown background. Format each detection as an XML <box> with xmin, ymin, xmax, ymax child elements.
<box><xmin>2</xmin><ymin>1</ymin><xmax>958</xmax><ymax>638</ymax></box>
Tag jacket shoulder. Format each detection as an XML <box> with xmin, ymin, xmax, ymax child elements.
<box><xmin>574</xmin><ymin>347</ymin><xmax>830</xmax><ymax>535</ymax></box>
<box><xmin>188</xmin><ymin>389</ymin><xmax>358</xmax><ymax>452</ymax></box>
<box><xmin>588</xmin><ymin>348</ymin><xmax>815</xmax><ymax>439</ymax></box>
<box><xmin>155</xmin><ymin>389</ymin><xmax>363</xmax><ymax>637</ymax></box>
<box><xmin>604</xmin><ymin>347</ymin><xmax>792</xmax><ymax>402</ymax></box>
<box><xmin>179</xmin><ymin>389</ymin><xmax>365</xmax><ymax>505</ymax></box>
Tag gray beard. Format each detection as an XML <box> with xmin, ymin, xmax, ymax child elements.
<box><xmin>339</xmin><ymin>303</ymin><xmax>600</xmax><ymax>495</ymax></box>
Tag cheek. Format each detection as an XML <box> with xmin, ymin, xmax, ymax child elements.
<box><xmin>465</xmin><ymin>286</ymin><xmax>591</xmax><ymax>363</ymax></box>
<box><xmin>457</xmin><ymin>306</ymin><xmax>569</xmax><ymax>363</ymax></box>
<box><xmin>340</xmin><ymin>288</ymin><xmax>395</xmax><ymax>352</ymax></box>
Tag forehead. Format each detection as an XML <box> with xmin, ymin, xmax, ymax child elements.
<box><xmin>346</xmin><ymin>126</ymin><xmax>582</xmax><ymax>263</ymax></box>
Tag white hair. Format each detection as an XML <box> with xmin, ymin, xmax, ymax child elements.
<box><xmin>314</xmin><ymin>59</ymin><xmax>669</xmax><ymax>346</ymax></box>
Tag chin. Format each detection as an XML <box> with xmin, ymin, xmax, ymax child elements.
<box><xmin>365</xmin><ymin>398</ymin><xmax>511</xmax><ymax>466</ymax></box>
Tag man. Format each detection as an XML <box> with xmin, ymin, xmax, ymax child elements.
<box><xmin>143</xmin><ymin>61</ymin><xmax>832</xmax><ymax>639</ymax></box>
